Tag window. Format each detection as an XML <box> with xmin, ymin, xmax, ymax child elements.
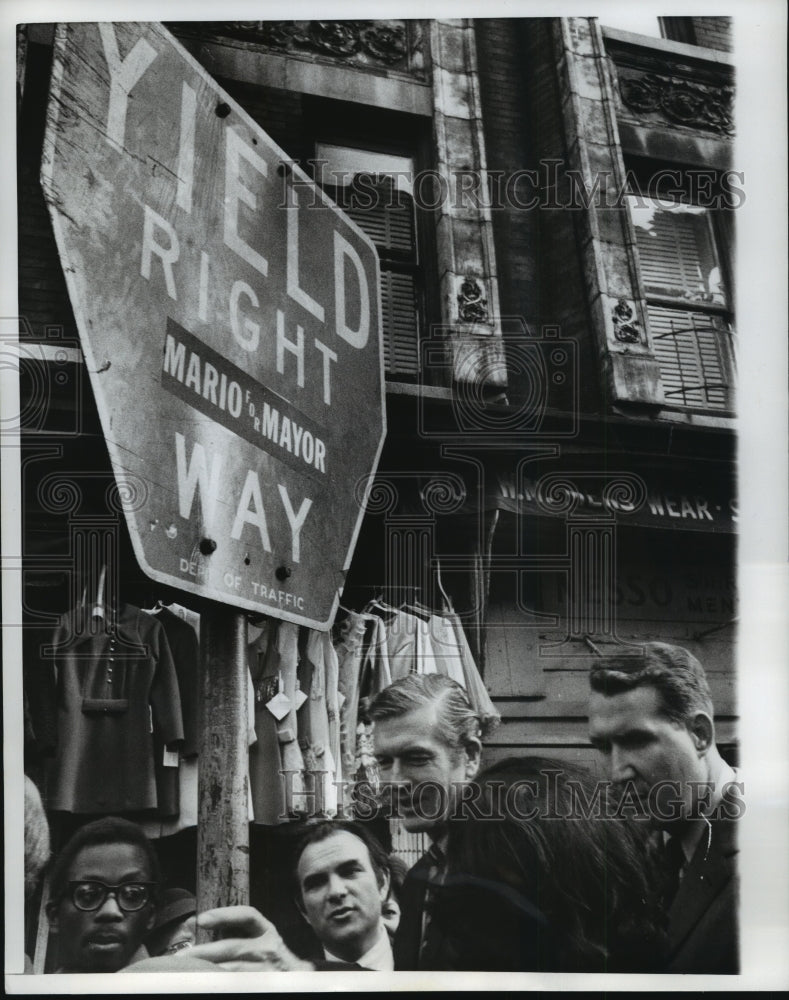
<box><xmin>600</xmin><ymin>15</ymin><xmax>697</xmax><ymax>45</ymax></box>
<box><xmin>627</xmin><ymin>191</ymin><xmax>736</xmax><ymax>413</ymax></box>
<box><xmin>599</xmin><ymin>14</ymin><xmax>662</xmax><ymax>38</ymax></box>
<box><xmin>316</xmin><ymin>143</ymin><xmax>422</xmax><ymax>379</ymax></box>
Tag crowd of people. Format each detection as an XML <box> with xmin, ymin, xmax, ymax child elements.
<box><xmin>25</xmin><ymin>641</ymin><xmax>740</xmax><ymax>976</ymax></box>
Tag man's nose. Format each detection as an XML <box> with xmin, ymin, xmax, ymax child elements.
<box><xmin>610</xmin><ymin>746</ymin><xmax>636</xmax><ymax>783</ymax></box>
<box><xmin>388</xmin><ymin>759</ymin><xmax>411</xmax><ymax>786</ymax></box>
<box><xmin>94</xmin><ymin>892</ymin><xmax>124</xmax><ymax>920</ymax></box>
<box><xmin>326</xmin><ymin>873</ymin><xmax>348</xmax><ymax>900</ymax></box>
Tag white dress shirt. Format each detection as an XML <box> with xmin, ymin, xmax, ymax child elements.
<box><xmin>323</xmin><ymin>921</ymin><xmax>394</xmax><ymax>970</ymax></box>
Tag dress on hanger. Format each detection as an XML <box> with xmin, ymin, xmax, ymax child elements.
<box><xmin>47</xmin><ymin>603</ymin><xmax>184</xmax><ymax>814</ymax></box>
<box><xmin>248</xmin><ymin>620</ymin><xmax>288</xmax><ymax>825</ymax></box>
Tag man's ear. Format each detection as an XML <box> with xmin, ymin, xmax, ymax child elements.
<box><xmin>378</xmin><ymin>870</ymin><xmax>391</xmax><ymax>903</ymax></box>
<box><xmin>143</xmin><ymin>904</ymin><xmax>157</xmax><ymax>934</ymax></box>
<box><xmin>294</xmin><ymin>891</ymin><xmax>308</xmax><ymax>922</ymax></box>
<box><xmin>689</xmin><ymin>712</ymin><xmax>714</xmax><ymax>754</ymax></box>
<box><xmin>463</xmin><ymin>737</ymin><xmax>482</xmax><ymax>780</ymax></box>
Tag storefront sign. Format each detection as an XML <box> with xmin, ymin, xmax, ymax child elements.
<box><xmin>42</xmin><ymin>23</ymin><xmax>385</xmax><ymax>627</ymax></box>
<box><xmin>493</xmin><ymin>471</ymin><xmax>736</xmax><ymax>533</ymax></box>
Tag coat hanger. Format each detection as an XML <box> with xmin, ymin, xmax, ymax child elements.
<box><xmin>398</xmin><ymin>587</ymin><xmax>432</xmax><ymax>621</ymax></box>
<box><xmin>435</xmin><ymin>557</ymin><xmax>453</xmax><ymax>613</ymax></box>
<box><xmin>90</xmin><ymin>563</ymin><xmax>106</xmax><ymax>620</ymax></box>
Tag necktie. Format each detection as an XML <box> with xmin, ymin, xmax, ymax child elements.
<box><xmin>419</xmin><ymin>842</ymin><xmax>447</xmax><ymax>966</ymax></box>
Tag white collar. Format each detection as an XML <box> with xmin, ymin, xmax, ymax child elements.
<box><xmin>673</xmin><ymin>765</ymin><xmax>741</xmax><ymax>863</ymax></box>
<box><xmin>323</xmin><ymin>922</ymin><xmax>393</xmax><ymax>971</ymax></box>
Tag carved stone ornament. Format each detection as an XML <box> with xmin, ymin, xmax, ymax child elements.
<box><xmin>611</xmin><ymin>299</ymin><xmax>640</xmax><ymax>343</ymax></box>
<box><xmin>457</xmin><ymin>276</ymin><xmax>489</xmax><ymax>323</ymax></box>
<box><xmin>197</xmin><ymin>20</ymin><xmax>408</xmax><ymax>67</ymax></box>
<box><xmin>619</xmin><ymin>72</ymin><xmax>734</xmax><ymax>136</ymax></box>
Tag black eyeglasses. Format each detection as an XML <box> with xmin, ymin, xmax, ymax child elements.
<box><xmin>66</xmin><ymin>880</ymin><xmax>157</xmax><ymax>912</ymax></box>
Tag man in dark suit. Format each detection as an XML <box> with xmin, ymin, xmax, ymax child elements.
<box><xmin>588</xmin><ymin>641</ymin><xmax>742</xmax><ymax>973</ymax></box>
<box><xmin>368</xmin><ymin>674</ymin><xmax>487</xmax><ymax>971</ymax></box>
<box><xmin>189</xmin><ymin>820</ymin><xmax>394</xmax><ymax>971</ymax></box>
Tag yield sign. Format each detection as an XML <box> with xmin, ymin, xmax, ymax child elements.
<box><xmin>41</xmin><ymin>22</ymin><xmax>386</xmax><ymax>628</ymax></box>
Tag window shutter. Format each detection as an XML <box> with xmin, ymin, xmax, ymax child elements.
<box><xmin>634</xmin><ymin>210</ymin><xmax>723</xmax><ymax>304</ymax></box>
<box><xmin>380</xmin><ymin>271</ymin><xmax>419</xmax><ymax>376</ymax></box>
<box><xmin>342</xmin><ymin>187</ymin><xmax>415</xmax><ymax>258</ymax></box>
<box><xmin>334</xmin><ymin>178</ymin><xmax>420</xmax><ymax>378</ymax></box>
<box><xmin>631</xmin><ymin>201</ymin><xmax>735</xmax><ymax>412</ymax></box>
<box><xmin>647</xmin><ymin>305</ymin><xmax>735</xmax><ymax>411</ymax></box>
<box><xmin>637</xmin><ymin>213</ymin><xmax>705</xmax><ymax>298</ymax></box>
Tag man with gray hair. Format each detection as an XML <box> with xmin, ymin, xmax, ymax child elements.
<box><xmin>369</xmin><ymin>673</ymin><xmax>491</xmax><ymax>970</ymax></box>
<box><xmin>587</xmin><ymin>641</ymin><xmax>741</xmax><ymax>973</ymax></box>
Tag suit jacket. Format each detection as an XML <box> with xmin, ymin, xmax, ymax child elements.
<box><xmin>666</xmin><ymin>805</ymin><xmax>739</xmax><ymax>974</ymax></box>
<box><xmin>393</xmin><ymin>853</ymin><xmax>435</xmax><ymax>971</ymax></box>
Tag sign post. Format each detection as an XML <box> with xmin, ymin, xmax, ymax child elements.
<box><xmin>42</xmin><ymin>22</ymin><xmax>386</xmax><ymax>910</ymax></box>
<box><xmin>196</xmin><ymin>607</ymin><xmax>249</xmax><ymax>920</ymax></box>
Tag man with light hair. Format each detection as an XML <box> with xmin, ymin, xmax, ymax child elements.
<box><xmin>588</xmin><ymin>641</ymin><xmax>741</xmax><ymax>974</ymax></box>
<box><xmin>368</xmin><ymin>673</ymin><xmax>492</xmax><ymax>970</ymax></box>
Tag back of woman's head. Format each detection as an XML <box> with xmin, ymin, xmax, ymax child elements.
<box><xmin>441</xmin><ymin>756</ymin><xmax>665</xmax><ymax>972</ymax></box>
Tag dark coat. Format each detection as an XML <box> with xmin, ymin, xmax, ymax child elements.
<box><xmin>394</xmin><ymin>854</ymin><xmax>560</xmax><ymax>972</ymax></box>
<box><xmin>666</xmin><ymin>803</ymin><xmax>740</xmax><ymax>974</ymax></box>
<box><xmin>147</xmin><ymin>607</ymin><xmax>200</xmax><ymax>816</ymax></box>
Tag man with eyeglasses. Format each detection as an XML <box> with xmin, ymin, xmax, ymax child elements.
<box><xmin>45</xmin><ymin>817</ymin><xmax>160</xmax><ymax>973</ymax></box>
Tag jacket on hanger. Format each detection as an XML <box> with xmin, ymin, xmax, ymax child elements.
<box><xmin>144</xmin><ymin>607</ymin><xmax>200</xmax><ymax>818</ymax></box>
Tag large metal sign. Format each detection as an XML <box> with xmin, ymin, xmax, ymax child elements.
<box><xmin>41</xmin><ymin>22</ymin><xmax>385</xmax><ymax>628</ymax></box>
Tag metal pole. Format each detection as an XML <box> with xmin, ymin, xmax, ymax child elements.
<box><xmin>196</xmin><ymin>603</ymin><xmax>249</xmax><ymax>934</ymax></box>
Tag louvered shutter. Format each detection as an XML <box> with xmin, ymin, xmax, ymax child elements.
<box><xmin>329</xmin><ymin>178</ymin><xmax>420</xmax><ymax>378</ymax></box>
<box><xmin>637</xmin><ymin>212</ymin><xmax>713</xmax><ymax>300</ymax></box>
<box><xmin>648</xmin><ymin>306</ymin><xmax>735</xmax><ymax>410</ymax></box>
<box><xmin>632</xmin><ymin>203</ymin><xmax>735</xmax><ymax>412</ymax></box>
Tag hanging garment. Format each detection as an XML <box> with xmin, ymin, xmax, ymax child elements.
<box><xmin>277</xmin><ymin>622</ymin><xmax>307</xmax><ymax>816</ymax></box>
<box><xmin>300</xmin><ymin>629</ymin><xmax>338</xmax><ymax>817</ymax></box>
<box><xmin>414</xmin><ymin>614</ymin><xmax>439</xmax><ymax>676</ymax></box>
<box><xmin>150</xmin><ymin>607</ymin><xmax>200</xmax><ymax>755</ymax></box>
<box><xmin>367</xmin><ymin>617</ymin><xmax>392</xmax><ymax>694</ymax></box>
<box><xmin>380</xmin><ymin>608</ymin><xmax>441</xmax><ymax>680</ymax></box>
<box><xmin>335</xmin><ymin>612</ymin><xmax>368</xmax><ymax>771</ymax></box>
<box><xmin>347</xmin><ymin>716</ymin><xmax>380</xmax><ymax>821</ymax></box>
<box><xmin>384</xmin><ymin>608</ymin><xmax>420</xmax><ymax>680</ymax></box>
<box><xmin>322</xmin><ymin>631</ymin><xmax>343</xmax><ymax>813</ymax></box>
<box><xmin>142</xmin><ymin>670</ymin><xmax>256</xmax><ymax>838</ymax></box>
<box><xmin>351</xmin><ymin>616</ymin><xmax>393</xmax><ymax>792</ymax></box>
<box><xmin>427</xmin><ymin>614</ymin><xmax>469</xmax><ymax>687</ymax></box>
<box><xmin>143</xmin><ymin>607</ymin><xmax>201</xmax><ymax>818</ymax></box>
<box><xmin>444</xmin><ymin>608</ymin><xmax>500</xmax><ymax>732</ymax></box>
<box><xmin>296</xmin><ymin>628</ymin><xmax>318</xmax><ymax>813</ymax></box>
<box><xmin>248</xmin><ymin>620</ymin><xmax>288</xmax><ymax>825</ymax></box>
<box><xmin>47</xmin><ymin>603</ymin><xmax>184</xmax><ymax>814</ymax></box>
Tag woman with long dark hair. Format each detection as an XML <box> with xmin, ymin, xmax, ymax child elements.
<box><xmin>427</xmin><ymin>756</ymin><xmax>667</xmax><ymax>972</ymax></box>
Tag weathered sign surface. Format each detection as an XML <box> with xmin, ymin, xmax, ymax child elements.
<box><xmin>42</xmin><ymin>22</ymin><xmax>385</xmax><ymax>628</ymax></box>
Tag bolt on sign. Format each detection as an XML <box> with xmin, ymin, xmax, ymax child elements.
<box><xmin>41</xmin><ymin>23</ymin><xmax>386</xmax><ymax>628</ymax></box>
